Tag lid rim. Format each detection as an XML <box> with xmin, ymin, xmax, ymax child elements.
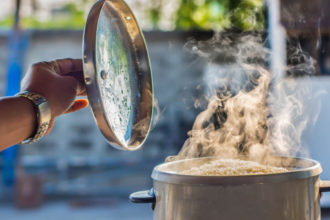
<box><xmin>151</xmin><ymin>156</ymin><xmax>322</xmax><ymax>185</ymax></box>
<box><xmin>82</xmin><ymin>0</ymin><xmax>153</xmax><ymax>151</ymax></box>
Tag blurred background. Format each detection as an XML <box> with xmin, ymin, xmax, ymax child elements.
<box><xmin>0</xmin><ymin>0</ymin><xmax>329</xmax><ymax>219</ymax></box>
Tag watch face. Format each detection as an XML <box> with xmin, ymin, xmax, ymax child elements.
<box><xmin>83</xmin><ymin>0</ymin><xmax>153</xmax><ymax>150</ymax></box>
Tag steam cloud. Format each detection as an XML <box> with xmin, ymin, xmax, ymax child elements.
<box><xmin>167</xmin><ymin>32</ymin><xmax>323</xmax><ymax>164</ymax></box>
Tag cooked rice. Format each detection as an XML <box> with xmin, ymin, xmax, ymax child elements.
<box><xmin>181</xmin><ymin>159</ymin><xmax>288</xmax><ymax>176</ymax></box>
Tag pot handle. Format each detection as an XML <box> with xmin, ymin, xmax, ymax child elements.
<box><xmin>129</xmin><ymin>188</ymin><xmax>156</xmax><ymax>203</ymax></box>
<box><xmin>320</xmin><ymin>180</ymin><xmax>330</xmax><ymax>193</ymax></box>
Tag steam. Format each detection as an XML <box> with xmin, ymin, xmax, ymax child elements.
<box><xmin>268</xmin><ymin>45</ymin><xmax>324</xmax><ymax>157</ymax></box>
<box><xmin>167</xmin><ymin>32</ymin><xmax>323</xmax><ymax>163</ymax></box>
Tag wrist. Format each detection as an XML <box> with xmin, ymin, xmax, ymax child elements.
<box><xmin>15</xmin><ymin>96</ymin><xmax>38</xmax><ymax>141</ymax></box>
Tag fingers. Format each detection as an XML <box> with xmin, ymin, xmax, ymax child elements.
<box><xmin>65</xmin><ymin>99</ymin><xmax>89</xmax><ymax>114</ymax></box>
<box><xmin>50</xmin><ymin>58</ymin><xmax>86</xmax><ymax>96</ymax></box>
<box><xmin>50</xmin><ymin>59</ymin><xmax>83</xmax><ymax>75</ymax></box>
<box><xmin>65</xmin><ymin>71</ymin><xmax>86</xmax><ymax>95</ymax></box>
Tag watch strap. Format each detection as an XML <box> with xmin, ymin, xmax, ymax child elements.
<box><xmin>16</xmin><ymin>91</ymin><xmax>51</xmax><ymax>144</ymax></box>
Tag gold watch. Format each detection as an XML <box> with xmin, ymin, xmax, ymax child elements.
<box><xmin>16</xmin><ymin>91</ymin><xmax>51</xmax><ymax>144</ymax></box>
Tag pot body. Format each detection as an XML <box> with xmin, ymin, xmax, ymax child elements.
<box><xmin>153</xmin><ymin>177</ymin><xmax>320</xmax><ymax>220</ymax></box>
<box><xmin>151</xmin><ymin>157</ymin><xmax>322</xmax><ymax>220</ymax></box>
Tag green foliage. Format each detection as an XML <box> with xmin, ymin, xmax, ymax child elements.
<box><xmin>230</xmin><ymin>0</ymin><xmax>265</xmax><ymax>30</ymax></box>
<box><xmin>0</xmin><ymin>17</ymin><xmax>13</xmax><ymax>28</ymax></box>
<box><xmin>175</xmin><ymin>0</ymin><xmax>265</xmax><ymax>31</ymax></box>
<box><xmin>175</xmin><ymin>0</ymin><xmax>231</xmax><ymax>30</ymax></box>
<box><xmin>0</xmin><ymin>0</ymin><xmax>265</xmax><ymax>30</ymax></box>
<box><xmin>0</xmin><ymin>0</ymin><xmax>87</xmax><ymax>29</ymax></box>
<box><xmin>148</xmin><ymin>0</ymin><xmax>163</xmax><ymax>29</ymax></box>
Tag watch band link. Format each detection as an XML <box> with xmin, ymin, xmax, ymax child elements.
<box><xmin>16</xmin><ymin>91</ymin><xmax>51</xmax><ymax>144</ymax></box>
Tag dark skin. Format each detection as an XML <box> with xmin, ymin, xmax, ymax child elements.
<box><xmin>0</xmin><ymin>58</ymin><xmax>88</xmax><ymax>151</ymax></box>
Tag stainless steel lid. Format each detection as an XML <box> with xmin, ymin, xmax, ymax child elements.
<box><xmin>83</xmin><ymin>0</ymin><xmax>153</xmax><ymax>150</ymax></box>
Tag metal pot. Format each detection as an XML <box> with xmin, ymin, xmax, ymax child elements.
<box><xmin>130</xmin><ymin>157</ymin><xmax>330</xmax><ymax>220</ymax></box>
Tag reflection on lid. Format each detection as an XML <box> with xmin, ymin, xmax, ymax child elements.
<box><xmin>96</xmin><ymin>8</ymin><xmax>133</xmax><ymax>145</ymax></box>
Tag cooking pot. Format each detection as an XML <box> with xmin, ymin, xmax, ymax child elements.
<box><xmin>130</xmin><ymin>157</ymin><xmax>330</xmax><ymax>220</ymax></box>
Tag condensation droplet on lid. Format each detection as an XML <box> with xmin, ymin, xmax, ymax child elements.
<box><xmin>125</xmin><ymin>16</ymin><xmax>131</xmax><ymax>21</ymax></box>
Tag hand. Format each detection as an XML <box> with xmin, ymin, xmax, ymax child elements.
<box><xmin>20</xmin><ymin>58</ymin><xmax>88</xmax><ymax>133</ymax></box>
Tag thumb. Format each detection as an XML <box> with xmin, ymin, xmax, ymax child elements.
<box><xmin>65</xmin><ymin>99</ymin><xmax>89</xmax><ymax>114</ymax></box>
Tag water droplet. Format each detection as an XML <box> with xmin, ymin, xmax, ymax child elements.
<box><xmin>126</xmin><ymin>16</ymin><xmax>131</xmax><ymax>21</ymax></box>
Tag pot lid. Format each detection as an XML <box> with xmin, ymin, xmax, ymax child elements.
<box><xmin>82</xmin><ymin>0</ymin><xmax>153</xmax><ymax>150</ymax></box>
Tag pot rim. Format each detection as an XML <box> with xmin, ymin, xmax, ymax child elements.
<box><xmin>151</xmin><ymin>156</ymin><xmax>322</xmax><ymax>185</ymax></box>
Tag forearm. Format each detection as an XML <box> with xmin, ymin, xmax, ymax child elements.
<box><xmin>0</xmin><ymin>96</ymin><xmax>37</xmax><ymax>150</ymax></box>
<box><xmin>0</xmin><ymin>59</ymin><xmax>86</xmax><ymax>151</ymax></box>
